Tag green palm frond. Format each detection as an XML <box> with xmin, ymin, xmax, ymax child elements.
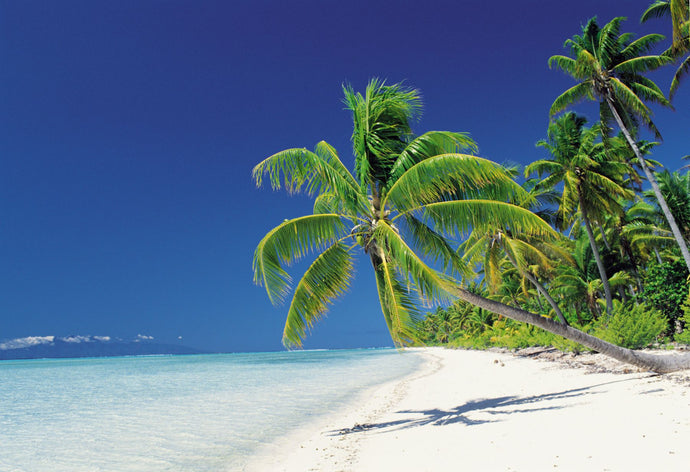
<box><xmin>620</xmin><ymin>34</ymin><xmax>667</xmax><ymax>58</ymax></box>
<box><xmin>458</xmin><ymin>232</ymin><xmax>490</xmax><ymax>268</ymax></box>
<box><xmin>314</xmin><ymin>141</ymin><xmax>358</xmax><ymax>186</ymax></box>
<box><xmin>550</xmin><ymin>82</ymin><xmax>594</xmax><ymax>116</ymax></box>
<box><xmin>374</xmin><ymin>256</ymin><xmax>422</xmax><ymax>347</ymax></box>
<box><xmin>597</xmin><ymin>16</ymin><xmax>624</xmax><ymax>66</ymax></box>
<box><xmin>548</xmin><ymin>54</ymin><xmax>579</xmax><ymax>76</ymax></box>
<box><xmin>505</xmin><ymin>237</ymin><xmax>553</xmax><ymax>272</ymax></box>
<box><xmin>388</xmin><ymin>131</ymin><xmax>478</xmax><ymax>184</ymax></box>
<box><xmin>483</xmin><ymin>242</ymin><xmax>503</xmax><ymax>293</ymax></box>
<box><xmin>608</xmin><ymin>270</ymin><xmax>632</xmax><ymax>289</ymax></box>
<box><xmin>282</xmin><ymin>243</ymin><xmax>354</xmax><ymax>348</ymax></box>
<box><xmin>614</xmin><ymin>54</ymin><xmax>672</xmax><ymax>75</ymax></box>
<box><xmin>525</xmin><ymin>159</ymin><xmax>562</xmax><ymax>178</ymax></box>
<box><xmin>413</xmin><ymin>200</ymin><xmax>556</xmax><ymax>239</ymax></box>
<box><xmin>253</xmin><ymin>146</ymin><xmax>366</xmax><ymax>213</ymax></box>
<box><xmin>402</xmin><ymin>215</ymin><xmax>472</xmax><ymax>278</ymax></box>
<box><xmin>584</xmin><ymin>171</ymin><xmax>635</xmax><ymax>201</ymax></box>
<box><xmin>384</xmin><ymin>153</ymin><xmax>530</xmax><ymax>211</ymax></box>
<box><xmin>537</xmin><ymin>238</ymin><xmax>576</xmax><ymax>266</ymax></box>
<box><xmin>608</xmin><ymin>78</ymin><xmax>657</xmax><ymax>131</ymax></box>
<box><xmin>374</xmin><ymin>221</ymin><xmax>459</xmax><ymax>303</ymax></box>
<box><xmin>623</xmin><ymin>222</ymin><xmax>673</xmax><ymax>244</ymax></box>
<box><xmin>253</xmin><ymin>148</ymin><xmax>318</xmax><ymax>194</ymax></box>
<box><xmin>670</xmin><ymin>55</ymin><xmax>690</xmax><ymax>97</ymax></box>
<box><xmin>253</xmin><ymin>214</ymin><xmax>346</xmax><ymax>304</ymax></box>
<box><xmin>628</xmin><ymin>75</ymin><xmax>671</xmax><ymax>106</ymax></box>
<box><xmin>313</xmin><ymin>192</ymin><xmax>342</xmax><ymax>214</ymax></box>
<box><xmin>641</xmin><ymin>1</ymin><xmax>671</xmax><ymax>22</ymax></box>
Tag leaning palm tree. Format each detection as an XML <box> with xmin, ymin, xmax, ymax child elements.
<box><xmin>641</xmin><ymin>0</ymin><xmax>690</xmax><ymax>97</ymax></box>
<box><xmin>254</xmin><ymin>79</ymin><xmax>548</xmax><ymax>347</ymax></box>
<box><xmin>549</xmin><ymin>16</ymin><xmax>690</xmax><ymax>272</ymax></box>
<box><xmin>526</xmin><ymin>112</ymin><xmax>634</xmax><ymax>315</ymax></box>
<box><xmin>254</xmin><ymin>79</ymin><xmax>690</xmax><ymax>372</ymax></box>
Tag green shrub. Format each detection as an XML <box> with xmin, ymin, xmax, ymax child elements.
<box><xmin>673</xmin><ymin>285</ymin><xmax>690</xmax><ymax>344</ymax></box>
<box><xmin>643</xmin><ymin>259</ymin><xmax>689</xmax><ymax>331</ymax></box>
<box><xmin>593</xmin><ymin>302</ymin><xmax>667</xmax><ymax>349</ymax></box>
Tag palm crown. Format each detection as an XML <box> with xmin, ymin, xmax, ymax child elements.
<box><xmin>641</xmin><ymin>0</ymin><xmax>690</xmax><ymax>97</ymax></box>
<box><xmin>549</xmin><ymin>16</ymin><xmax>671</xmax><ymax>138</ymax></box>
<box><xmin>549</xmin><ymin>16</ymin><xmax>690</xmax><ymax>272</ymax></box>
<box><xmin>253</xmin><ymin>79</ymin><xmax>555</xmax><ymax>348</ymax></box>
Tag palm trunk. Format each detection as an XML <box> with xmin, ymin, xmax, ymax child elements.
<box><xmin>504</xmin><ymin>250</ymin><xmax>569</xmax><ymax>325</ymax></box>
<box><xmin>454</xmin><ymin>287</ymin><xmax>690</xmax><ymax>373</ymax></box>
<box><xmin>597</xmin><ymin>222</ymin><xmax>611</xmax><ymax>251</ymax></box>
<box><xmin>580</xmin><ymin>195</ymin><xmax>614</xmax><ymax>316</ymax></box>
<box><xmin>606</xmin><ymin>98</ymin><xmax>690</xmax><ymax>272</ymax></box>
<box><xmin>620</xmin><ymin>235</ymin><xmax>644</xmax><ymax>293</ymax></box>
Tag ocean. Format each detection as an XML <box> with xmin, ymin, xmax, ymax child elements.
<box><xmin>0</xmin><ymin>349</ymin><xmax>424</xmax><ymax>471</ymax></box>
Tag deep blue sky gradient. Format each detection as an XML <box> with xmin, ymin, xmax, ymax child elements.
<box><xmin>2</xmin><ymin>0</ymin><xmax>689</xmax><ymax>352</ymax></box>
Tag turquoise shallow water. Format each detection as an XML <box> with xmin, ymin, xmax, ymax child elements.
<box><xmin>0</xmin><ymin>349</ymin><xmax>423</xmax><ymax>471</ymax></box>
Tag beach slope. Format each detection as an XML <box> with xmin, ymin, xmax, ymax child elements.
<box><xmin>249</xmin><ymin>348</ymin><xmax>690</xmax><ymax>472</ymax></box>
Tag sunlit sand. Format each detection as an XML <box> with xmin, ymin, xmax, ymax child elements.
<box><xmin>249</xmin><ymin>347</ymin><xmax>690</xmax><ymax>471</ymax></box>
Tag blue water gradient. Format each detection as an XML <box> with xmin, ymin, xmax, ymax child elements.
<box><xmin>0</xmin><ymin>349</ymin><xmax>423</xmax><ymax>471</ymax></box>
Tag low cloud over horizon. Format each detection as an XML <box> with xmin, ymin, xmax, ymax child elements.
<box><xmin>0</xmin><ymin>334</ymin><xmax>155</xmax><ymax>351</ymax></box>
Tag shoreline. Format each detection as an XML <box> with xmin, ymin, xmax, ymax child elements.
<box><xmin>243</xmin><ymin>348</ymin><xmax>438</xmax><ymax>471</ymax></box>
<box><xmin>245</xmin><ymin>347</ymin><xmax>690</xmax><ymax>471</ymax></box>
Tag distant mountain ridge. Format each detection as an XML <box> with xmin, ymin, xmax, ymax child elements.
<box><xmin>0</xmin><ymin>335</ymin><xmax>204</xmax><ymax>360</ymax></box>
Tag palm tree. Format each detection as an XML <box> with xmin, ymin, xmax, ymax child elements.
<box><xmin>253</xmin><ymin>79</ymin><xmax>549</xmax><ymax>347</ymax></box>
<box><xmin>641</xmin><ymin>0</ymin><xmax>690</xmax><ymax>97</ymax></box>
<box><xmin>646</xmin><ymin>170</ymin><xmax>690</xmax><ymax>241</ymax></box>
<box><xmin>253</xmin><ymin>79</ymin><xmax>690</xmax><ymax>372</ymax></box>
<box><xmin>624</xmin><ymin>199</ymin><xmax>676</xmax><ymax>265</ymax></box>
<box><xmin>526</xmin><ymin>112</ymin><xmax>634</xmax><ymax>315</ymax></box>
<box><xmin>552</xmin><ymin>234</ymin><xmax>605</xmax><ymax>320</ymax></box>
<box><xmin>549</xmin><ymin>16</ymin><xmax>690</xmax><ymax>272</ymax></box>
<box><xmin>461</xmin><ymin>227</ymin><xmax>570</xmax><ymax>325</ymax></box>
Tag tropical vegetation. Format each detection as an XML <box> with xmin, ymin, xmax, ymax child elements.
<box><xmin>254</xmin><ymin>3</ymin><xmax>690</xmax><ymax>373</ymax></box>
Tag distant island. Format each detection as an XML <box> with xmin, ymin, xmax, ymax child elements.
<box><xmin>0</xmin><ymin>335</ymin><xmax>204</xmax><ymax>360</ymax></box>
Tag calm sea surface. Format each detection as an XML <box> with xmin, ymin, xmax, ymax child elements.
<box><xmin>0</xmin><ymin>349</ymin><xmax>423</xmax><ymax>471</ymax></box>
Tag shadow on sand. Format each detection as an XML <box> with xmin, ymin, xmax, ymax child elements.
<box><xmin>332</xmin><ymin>377</ymin><xmax>637</xmax><ymax>435</ymax></box>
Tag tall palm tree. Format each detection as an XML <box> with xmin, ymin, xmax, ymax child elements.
<box><xmin>526</xmin><ymin>112</ymin><xmax>634</xmax><ymax>315</ymax></box>
<box><xmin>641</xmin><ymin>0</ymin><xmax>690</xmax><ymax>97</ymax></box>
<box><xmin>254</xmin><ymin>79</ymin><xmax>690</xmax><ymax>372</ymax></box>
<box><xmin>549</xmin><ymin>16</ymin><xmax>690</xmax><ymax>272</ymax></box>
<box><xmin>647</xmin><ymin>170</ymin><xmax>690</xmax><ymax>241</ymax></box>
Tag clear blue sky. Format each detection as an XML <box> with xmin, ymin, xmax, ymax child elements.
<box><xmin>2</xmin><ymin>0</ymin><xmax>689</xmax><ymax>352</ymax></box>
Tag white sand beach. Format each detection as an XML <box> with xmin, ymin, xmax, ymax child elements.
<box><xmin>247</xmin><ymin>347</ymin><xmax>690</xmax><ymax>472</ymax></box>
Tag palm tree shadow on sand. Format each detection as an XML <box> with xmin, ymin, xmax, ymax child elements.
<box><xmin>332</xmin><ymin>378</ymin><xmax>637</xmax><ymax>435</ymax></box>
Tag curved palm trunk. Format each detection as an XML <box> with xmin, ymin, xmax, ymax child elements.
<box><xmin>504</xmin><ymin>251</ymin><xmax>569</xmax><ymax>325</ymax></box>
<box><xmin>606</xmin><ymin>98</ymin><xmax>690</xmax><ymax>272</ymax></box>
<box><xmin>455</xmin><ymin>287</ymin><xmax>690</xmax><ymax>373</ymax></box>
<box><xmin>580</xmin><ymin>195</ymin><xmax>614</xmax><ymax>316</ymax></box>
